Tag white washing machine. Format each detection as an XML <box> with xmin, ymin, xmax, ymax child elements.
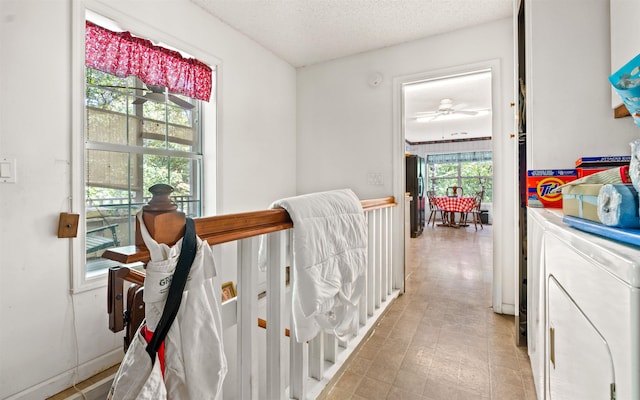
<box><xmin>528</xmin><ymin>208</ymin><xmax>640</xmax><ymax>400</ymax></box>
<box><xmin>527</xmin><ymin>208</ymin><xmax>548</xmax><ymax>398</ymax></box>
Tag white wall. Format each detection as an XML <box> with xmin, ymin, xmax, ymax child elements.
<box><xmin>525</xmin><ymin>0</ymin><xmax>638</xmax><ymax>169</ymax></box>
<box><xmin>296</xmin><ymin>18</ymin><xmax>516</xmax><ymax>313</ymax></box>
<box><xmin>0</xmin><ymin>0</ymin><xmax>296</xmax><ymax>398</ymax></box>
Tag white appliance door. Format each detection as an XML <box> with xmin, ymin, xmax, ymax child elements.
<box><xmin>548</xmin><ymin>276</ymin><xmax>615</xmax><ymax>400</ymax></box>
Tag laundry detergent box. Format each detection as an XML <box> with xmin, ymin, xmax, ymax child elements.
<box><xmin>562</xmin><ymin>184</ymin><xmax>603</xmax><ymax>223</ymax></box>
<box><xmin>526</xmin><ymin>169</ymin><xmax>577</xmax><ymax>208</ymax></box>
<box><xmin>575</xmin><ymin>156</ymin><xmax>631</xmax><ymax>167</ymax></box>
<box><xmin>574</xmin><ymin>156</ymin><xmax>631</xmax><ymax>178</ymax></box>
<box><xmin>576</xmin><ymin>167</ymin><xmax>608</xmax><ymax>178</ymax></box>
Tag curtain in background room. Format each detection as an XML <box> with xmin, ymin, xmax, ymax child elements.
<box><xmin>427</xmin><ymin>151</ymin><xmax>492</xmax><ymax>164</ymax></box>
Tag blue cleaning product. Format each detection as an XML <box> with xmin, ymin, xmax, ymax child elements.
<box><xmin>597</xmin><ymin>184</ymin><xmax>640</xmax><ymax>228</ymax></box>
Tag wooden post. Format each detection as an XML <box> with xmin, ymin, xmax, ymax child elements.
<box><xmin>135</xmin><ymin>183</ymin><xmax>186</xmax><ymax>246</ymax></box>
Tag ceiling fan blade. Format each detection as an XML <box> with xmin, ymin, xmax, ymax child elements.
<box><xmin>146</xmin><ymin>93</ymin><xmax>166</xmax><ymax>102</ymax></box>
<box><xmin>147</xmin><ymin>84</ymin><xmax>166</xmax><ymax>93</ymax></box>
<box><xmin>94</xmin><ymin>83</ymin><xmax>193</xmax><ymax>110</ymax></box>
<box><xmin>168</xmin><ymin>94</ymin><xmax>195</xmax><ymax>110</ymax></box>
<box><xmin>92</xmin><ymin>84</ymin><xmax>127</xmax><ymax>89</ymax></box>
<box><xmin>131</xmin><ymin>92</ymin><xmax>194</xmax><ymax>110</ymax></box>
<box><xmin>132</xmin><ymin>97</ymin><xmax>147</xmax><ymax>105</ymax></box>
<box><xmin>454</xmin><ymin>110</ymin><xmax>479</xmax><ymax>115</ymax></box>
<box><xmin>132</xmin><ymin>92</ymin><xmax>166</xmax><ymax>106</ymax></box>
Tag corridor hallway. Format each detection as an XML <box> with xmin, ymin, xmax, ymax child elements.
<box><xmin>324</xmin><ymin>225</ymin><xmax>536</xmax><ymax>400</ymax></box>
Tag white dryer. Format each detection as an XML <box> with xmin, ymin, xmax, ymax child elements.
<box><xmin>528</xmin><ymin>208</ymin><xmax>640</xmax><ymax>400</ymax></box>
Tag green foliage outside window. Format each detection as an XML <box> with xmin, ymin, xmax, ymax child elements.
<box><xmin>85</xmin><ymin>68</ymin><xmax>203</xmax><ymax>272</ymax></box>
<box><xmin>428</xmin><ymin>158</ymin><xmax>493</xmax><ymax>201</ymax></box>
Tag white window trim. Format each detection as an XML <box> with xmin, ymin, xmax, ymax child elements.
<box><xmin>71</xmin><ymin>0</ymin><xmax>221</xmax><ymax>293</ymax></box>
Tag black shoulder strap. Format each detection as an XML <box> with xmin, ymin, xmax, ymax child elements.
<box><xmin>145</xmin><ymin>217</ymin><xmax>197</xmax><ymax>361</ymax></box>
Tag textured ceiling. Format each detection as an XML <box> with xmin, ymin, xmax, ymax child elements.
<box><xmin>190</xmin><ymin>0</ymin><xmax>508</xmax><ymax>142</ymax></box>
<box><xmin>190</xmin><ymin>0</ymin><xmax>513</xmax><ymax>67</ymax></box>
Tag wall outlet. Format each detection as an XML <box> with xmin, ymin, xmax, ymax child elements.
<box><xmin>367</xmin><ymin>172</ymin><xmax>384</xmax><ymax>185</ymax></box>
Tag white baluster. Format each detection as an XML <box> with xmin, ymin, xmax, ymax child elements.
<box><xmin>267</xmin><ymin>231</ymin><xmax>286</xmax><ymax>399</ymax></box>
<box><xmin>388</xmin><ymin>208</ymin><xmax>395</xmax><ymax>293</ymax></box>
<box><xmin>289</xmin><ymin>324</ymin><xmax>308</xmax><ymax>399</ymax></box>
<box><xmin>289</xmin><ymin>232</ymin><xmax>307</xmax><ymax>400</ymax></box>
<box><xmin>375</xmin><ymin>209</ymin><xmax>382</xmax><ymax>309</ymax></box>
<box><xmin>308</xmin><ymin>333</ymin><xmax>324</xmax><ymax>380</ymax></box>
<box><xmin>386</xmin><ymin>207</ymin><xmax>392</xmax><ymax>295</ymax></box>
<box><xmin>324</xmin><ymin>332</ymin><xmax>338</xmax><ymax>363</ymax></box>
<box><xmin>237</xmin><ymin>237</ymin><xmax>258</xmax><ymax>400</ymax></box>
<box><xmin>360</xmin><ymin>213</ymin><xmax>369</xmax><ymax>325</ymax></box>
<box><xmin>367</xmin><ymin>210</ymin><xmax>376</xmax><ymax>315</ymax></box>
<box><xmin>381</xmin><ymin>208</ymin><xmax>388</xmax><ymax>302</ymax></box>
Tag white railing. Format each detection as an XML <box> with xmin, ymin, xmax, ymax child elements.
<box><xmin>105</xmin><ymin>196</ymin><xmax>399</xmax><ymax>399</ymax></box>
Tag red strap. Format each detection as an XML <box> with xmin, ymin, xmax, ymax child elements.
<box><xmin>141</xmin><ymin>325</ymin><xmax>166</xmax><ymax>378</ymax></box>
<box><xmin>620</xmin><ymin>165</ymin><xmax>631</xmax><ymax>184</ymax></box>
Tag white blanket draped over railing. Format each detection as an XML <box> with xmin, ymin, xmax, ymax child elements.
<box><xmin>105</xmin><ymin>195</ymin><xmax>399</xmax><ymax>399</ymax></box>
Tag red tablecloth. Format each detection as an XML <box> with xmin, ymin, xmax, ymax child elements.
<box><xmin>432</xmin><ymin>196</ymin><xmax>476</xmax><ymax>212</ymax></box>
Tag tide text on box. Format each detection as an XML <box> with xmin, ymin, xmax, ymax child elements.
<box><xmin>526</xmin><ymin>170</ymin><xmax>577</xmax><ymax>208</ymax></box>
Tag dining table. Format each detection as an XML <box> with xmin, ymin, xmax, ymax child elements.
<box><xmin>431</xmin><ymin>196</ymin><xmax>477</xmax><ymax>227</ymax></box>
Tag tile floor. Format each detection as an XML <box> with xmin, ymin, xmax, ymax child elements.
<box><xmin>324</xmin><ymin>224</ymin><xmax>537</xmax><ymax>400</ymax></box>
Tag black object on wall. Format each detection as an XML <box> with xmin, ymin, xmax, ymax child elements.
<box><xmin>406</xmin><ymin>155</ymin><xmax>425</xmax><ymax>237</ymax></box>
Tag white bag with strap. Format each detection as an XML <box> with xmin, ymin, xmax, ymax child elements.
<box><xmin>108</xmin><ymin>215</ymin><xmax>227</xmax><ymax>399</ymax></box>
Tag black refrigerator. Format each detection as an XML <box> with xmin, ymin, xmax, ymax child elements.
<box><xmin>406</xmin><ymin>155</ymin><xmax>425</xmax><ymax>237</ymax></box>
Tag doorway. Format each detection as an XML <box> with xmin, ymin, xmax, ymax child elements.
<box><xmin>392</xmin><ymin>60</ymin><xmax>517</xmax><ymax>316</ymax></box>
<box><xmin>404</xmin><ymin>69</ymin><xmax>493</xmax><ymax>214</ymax></box>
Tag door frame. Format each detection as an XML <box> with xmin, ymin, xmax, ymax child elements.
<box><xmin>392</xmin><ymin>58</ymin><xmax>517</xmax><ymax>315</ymax></box>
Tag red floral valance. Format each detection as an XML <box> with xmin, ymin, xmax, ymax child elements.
<box><xmin>85</xmin><ymin>21</ymin><xmax>212</xmax><ymax>102</ymax></box>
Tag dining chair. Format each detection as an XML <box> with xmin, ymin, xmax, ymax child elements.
<box><xmin>464</xmin><ymin>191</ymin><xmax>484</xmax><ymax>230</ymax></box>
<box><xmin>446</xmin><ymin>186</ymin><xmax>463</xmax><ymax>197</ymax></box>
<box><xmin>426</xmin><ymin>191</ymin><xmax>446</xmax><ymax>226</ymax></box>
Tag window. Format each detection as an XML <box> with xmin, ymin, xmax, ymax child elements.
<box><xmin>84</xmin><ymin>19</ymin><xmax>211</xmax><ymax>275</ymax></box>
<box><xmin>427</xmin><ymin>151</ymin><xmax>493</xmax><ymax>201</ymax></box>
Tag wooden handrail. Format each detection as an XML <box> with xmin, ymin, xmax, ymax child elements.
<box><xmin>103</xmin><ymin>196</ymin><xmax>396</xmax><ymax>264</ymax></box>
<box><xmin>106</xmin><ymin>194</ymin><xmax>396</xmax><ymax>338</ymax></box>
<box><xmin>361</xmin><ymin>196</ymin><xmax>397</xmax><ymax>211</ymax></box>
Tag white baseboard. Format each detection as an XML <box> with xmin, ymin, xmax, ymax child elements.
<box><xmin>501</xmin><ymin>303</ymin><xmax>516</xmax><ymax>315</ymax></box>
<box><xmin>62</xmin><ymin>376</ymin><xmax>114</xmax><ymax>400</ymax></box>
<box><xmin>5</xmin><ymin>349</ymin><xmax>121</xmax><ymax>400</ymax></box>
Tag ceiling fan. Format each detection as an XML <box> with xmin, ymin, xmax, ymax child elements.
<box><xmin>415</xmin><ymin>98</ymin><xmax>486</xmax><ymax>122</ymax></box>
<box><xmin>132</xmin><ymin>84</ymin><xmax>195</xmax><ymax>110</ymax></box>
<box><xmin>91</xmin><ymin>83</ymin><xmax>195</xmax><ymax>110</ymax></box>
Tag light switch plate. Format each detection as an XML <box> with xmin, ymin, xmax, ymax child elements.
<box><xmin>0</xmin><ymin>158</ymin><xmax>16</xmax><ymax>183</ymax></box>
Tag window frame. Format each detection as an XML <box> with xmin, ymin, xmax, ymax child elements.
<box><xmin>71</xmin><ymin>0</ymin><xmax>220</xmax><ymax>292</ymax></box>
<box><xmin>84</xmin><ymin>80</ymin><xmax>204</xmax><ymax>272</ymax></box>
<box><xmin>427</xmin><ymin>153</ymin><xmax>493</xmax><ymax>201</ymax></box>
